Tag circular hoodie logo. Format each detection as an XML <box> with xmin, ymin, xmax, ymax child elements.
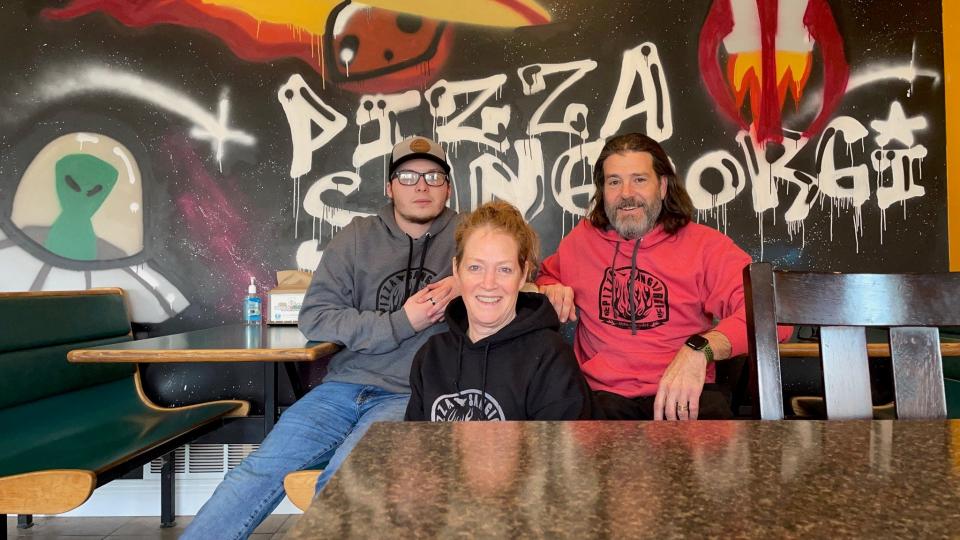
<box><xmin>598</xmin><ymin>266</ymin><xmax>669</xmax><ymax>329</ymax></box>
<box><xmin>376</xmin><ymin>268</ymin><xmax>437</xmax><ymax>311</ymax></box>
<box><xmin>431</xmin><ymin>390</ymin><xmax>505</xmax><ymax>421</ymax></box>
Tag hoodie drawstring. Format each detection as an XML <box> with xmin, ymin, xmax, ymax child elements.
<box><xmin>454</xmin><ymin>337</ymin><xmax>491</xmax><ymax>421</ymax></box>
<box><xmin>402</xmin><ymin>236</ymin><xmax>414</xmax><ymax>304</ymax></box>
<box><xmin>628</xmin><ymin>238</ymin><xmax>641</xmax><ymax>335</ymax></box>
<box><xmin>454</xmin><ymin>337</ymin><xmax>464</xmax><ymax>393</ymax></box>
<box><xmin>415</xmin><ymin>233</ymin><xmax>433</xmax><ymax>292</ymax></box>
<box><xmin>401</xmin><ymin>233</ymin><xmax>433</xmax><ymax>304</ymax></box>
<box><xmin>610</xmin><ymin>240</ymin><xmax>642</xmax><ymax>335</ymax></box>
<box><xmin>479</xmin><ymin>343</ymin><xmax>491</xmax><ymax>417</ymax></box>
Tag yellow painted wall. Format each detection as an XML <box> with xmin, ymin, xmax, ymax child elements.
<box><xmin>946</xmin><ymin>0</ymin><xmax>960</xmax><ymax>270</ymax></box>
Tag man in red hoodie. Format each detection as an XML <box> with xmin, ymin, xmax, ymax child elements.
<box><xmin>537</xmin><ymin>132</ymin><xmax>790</xmax><ymax>421</ymax></box>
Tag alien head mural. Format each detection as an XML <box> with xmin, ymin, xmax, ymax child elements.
<box><xmin>46</xmin><ymin>154</ymin><xmax>120</xmax><ymax>260</ymax></box>
<box><xmin>1</xmin><ymin>132</ymin><xmax>189</xmax><ymax>323</ymax></box>
<box><xmin>12</xmin><ymin>133</ymin><xmax>142</xmax><ymax>260</ymax></box>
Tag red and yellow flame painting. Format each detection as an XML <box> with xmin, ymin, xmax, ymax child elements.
<box><xmin>43</xmin><ymin>0</ymin><xmax>551</xmax><ymax>93</ymax></box>
<box><xmin>698</xmin><ymin>0</ymin><xmax>849</xmax><ymax>144</ymax></box>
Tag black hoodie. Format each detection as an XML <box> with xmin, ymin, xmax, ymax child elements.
<box><xmin>405</xmin><ymin>292</ymin><xmax>591</xmax><ymax>421</ymax></box>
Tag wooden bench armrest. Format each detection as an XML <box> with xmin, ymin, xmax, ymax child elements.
<box><xmin>0</xmin><ymin>470</ymin><xmax>96</xmax><ymax>514</ymax></box>
<box><xmin>284</xmin><ymin>470</ymin><xmax>323</xmax><ymax>511</ymax></box>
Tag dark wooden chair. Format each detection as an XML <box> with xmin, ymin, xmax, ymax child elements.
<box><xmin>744</xmin><ymin>262</ymin><xmax>959</xmax><ymax>420</ymax></box>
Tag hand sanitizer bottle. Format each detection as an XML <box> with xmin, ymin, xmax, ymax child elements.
<box><xmin>244</xmin><ymin>277</ymin><xmax>262</xmax><ymax>325</ymax></box>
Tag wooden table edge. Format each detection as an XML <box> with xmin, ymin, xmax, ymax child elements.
<box><xmin>68</xmin><ymin>342</ymin><xmax>340</xmax><ymax>363</ymax></box>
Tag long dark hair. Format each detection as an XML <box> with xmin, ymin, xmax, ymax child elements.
<box><xmin>586</xmin><ymin>133</ymin><xmax>693</xmax><ymax>235</ymax></box>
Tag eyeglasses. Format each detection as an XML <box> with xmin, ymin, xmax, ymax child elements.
<box><xmin>392</xmin><ymin>170</ymin><xmax>449</xmax><ymax>187</ymax></box>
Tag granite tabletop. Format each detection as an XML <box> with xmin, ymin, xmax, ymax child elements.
<box><xmin>286</xmin><ymin>420</ymin><xmax>960</xmax><ymax>538</ymax></box>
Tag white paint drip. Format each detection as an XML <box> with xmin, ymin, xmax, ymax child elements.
<box><xmin>112</xmin><ymin>146</ymin><xmax>137</xmax><ymax>185</ymax></box>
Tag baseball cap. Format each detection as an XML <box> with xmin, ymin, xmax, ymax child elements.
<box><xmin>389</xmin><ymin>136</ymin><xmax>451</xmax><ymax>176</ymax></box>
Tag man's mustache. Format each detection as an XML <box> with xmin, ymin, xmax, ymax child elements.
<box><xmin>617</xmin><ymin>198</ymin><xmax>646</xmax><ymax>210</ymax></box>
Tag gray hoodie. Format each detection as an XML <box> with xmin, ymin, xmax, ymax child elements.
<box><xmin>298</xmin><ymin>203</ymin><xmax>458</xmax><ymax>393</ymax></box>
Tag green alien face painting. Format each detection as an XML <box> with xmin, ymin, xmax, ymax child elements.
<box><xmin>45</xmin><ymin>153</ymin><xmax>119</xmax><ymax>260</ymax></box>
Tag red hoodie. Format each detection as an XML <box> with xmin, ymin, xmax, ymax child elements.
<box><xmin>538</xmin><ymin>220</ymin><xmax>787</xmax><ymax>398</ymax></box>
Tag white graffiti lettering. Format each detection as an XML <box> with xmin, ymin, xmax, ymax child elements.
<box><xmin>518</xmin><ymin>59</ymin><xmax>597</xmax><ymax>138</ymax></box>
<box><xmin>599</xmin><ymin>43</ymin><xmax>673</xmax><ymax>141</ymax></box>
<box><xmin>279</xmin><ymin>73</ymin><xmax>348</xmax><ymax>179</ymax></box>
<box><xmin>686</xmin><ymin>150</ymin><xmax>746</xmax><ymax>210</ymax></box>
<box><xmin>874</xmin><ymin>146</ymin><xmax>927</xmax><ymax>211</ymax></box>
<box><xmin>551</xmin><ymin>139</ymin><xmax>605</xmax><ymax>217</ymax></box>
<box><xmin>296</xmin><ymin>170</ymin><xmax>373</xmax><ymax>271</ymax></box>
<box><xmin>467</xmin><ymin>138</ymin><xmax>546</xmax><ymax>220</ymax></box>
<box><xmin>281</xmin><ymin>43</ymin><xmax>938</xmax><ymax>258</ymax></box>
<box><xmin>425</xmin><ymin>74</ymin><xmax>511</xmax><ymax>153</ymax></box>
<box><xmin>353</xmin><ymin>90</ymin><xmax>422</xmax><ymax>169</ymax></box>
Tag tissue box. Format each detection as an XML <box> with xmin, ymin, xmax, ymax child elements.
<box><xmin>267</xmin><ymin>270</ymin><xmax>312</xmax><ymax>325</ymax></box>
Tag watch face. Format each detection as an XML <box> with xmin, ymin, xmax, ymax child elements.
<box><xmin>685</xmin><ymin>334</ymin><xmax>709</xmax><ymax>350</ymax></box>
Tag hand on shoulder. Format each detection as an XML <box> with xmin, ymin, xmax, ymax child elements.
<box><xmin>538</xmin><ymin>283</ymin><xmax>577</xmax><ymax>322</ymax></box>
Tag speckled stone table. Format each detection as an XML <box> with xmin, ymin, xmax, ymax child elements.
<box><xmin>286</xmin><ymin>420</ymin><xmax>960</xmax><ymax>538</ymax></box>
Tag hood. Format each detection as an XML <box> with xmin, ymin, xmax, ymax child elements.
<box><xmin>442</xmin><ymin>292</ymin><xmax>561</xmax><ymax>411</ymax></box>
<box><xmin>444</xmin><ymin>291</ymin><xmax>560</xmax><ymax>348</ymax></box>
<box><xmin>587</xmin><ymin>219</ymin><xmax>674</xmax><ymax>251</ymax></box>
<box><xmin>376</xmin><ymin>203</ymin><xmax>458</xmax><ymax>305</ymax></box>
<box><xmin>376</xmin><ymin>203</ymin><xmax>457</xmax><ymax>241</ymax></box>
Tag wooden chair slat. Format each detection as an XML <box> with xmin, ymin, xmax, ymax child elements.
<box><xmin>820</xmin><ymin>326</ymin><xmax>873</xmax><ymax>419</ymax></box>
<box><xmin>890</xmin><ymin>327</ymin><xmax>947</xmax><ymax>419</ymax></box>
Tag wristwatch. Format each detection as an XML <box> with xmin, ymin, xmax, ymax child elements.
<box><xmin>685</xmin><ymin>334</ymin><xmax>714</xmax><ymax>363</ymax></box>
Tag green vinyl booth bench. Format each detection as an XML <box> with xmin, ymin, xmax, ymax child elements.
<box><xmin>0</xmin><ymin>289</ymin><xmax>249</xmax><ymax>534</ymax></box>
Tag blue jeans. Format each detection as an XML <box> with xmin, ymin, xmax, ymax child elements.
<box><xmin>182</xmin><ymin>382</ymin><xmax>409</xmax><ymax>540</ymax></box>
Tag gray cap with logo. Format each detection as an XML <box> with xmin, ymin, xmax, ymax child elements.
<box><xmin>389</xmin><ymin>136</ymin><xmax>451</xmax><ymax>176</ymax></box>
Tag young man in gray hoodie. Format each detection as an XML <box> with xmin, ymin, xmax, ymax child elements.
<box><xmin>184</xmin><ymin>136</ymin><xmax>459</xmax><ymax>539</ymax></box>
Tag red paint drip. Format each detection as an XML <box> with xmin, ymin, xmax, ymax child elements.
<box><xmin>803</xmin><ymin>0</ymin><xmax>849</xmax><ymax>139</ymax></box>
<box><xmin>698</xmin><ymin>0</ymin><xmax>746</xmax><ymax>131</ymax></box>
<box><xmin>757</xmin><ymin>0</ymin><xmax>782</xmax><ymax>144</ymax></box>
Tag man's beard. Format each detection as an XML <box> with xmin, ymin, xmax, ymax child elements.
<box><xmin>397</xmin><ymin>205</ymin><xmax>443</xmax><ymax>225</ymax></box>
<box><xmin>605</xmin><ymin>196</ymin><xmax>662</xmax><ymax>240</ymax></box>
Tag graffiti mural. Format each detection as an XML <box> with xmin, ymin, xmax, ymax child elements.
<box><xmin>0</xmin><ymin>1</ymin><xmax>947</xmax><ymax>406</ymax></box>
<box><xmin>43</xmin><ymin>0</ymin><xmax>552</xmax><ymax>92</ymax></box>
<box><xmin>698</xmin><ymin>0</ymin><xmax>849</xmax><ymax>144</ymax></box>
<box><xmin>1</xmin><ymin>128</ymin><xmax>189</xmax><ymax>323</ymax></box>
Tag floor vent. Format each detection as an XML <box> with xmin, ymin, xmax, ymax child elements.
<box><xmin>144</xmin><ymin>444</ymin><xmax>259</xmax><ymax>479</ymax></box>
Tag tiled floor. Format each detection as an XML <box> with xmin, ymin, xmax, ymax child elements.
<box><xmin>5</xmin><ymin>514</ymin><xmax>299</xmax><ymax>539</ymax></box>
